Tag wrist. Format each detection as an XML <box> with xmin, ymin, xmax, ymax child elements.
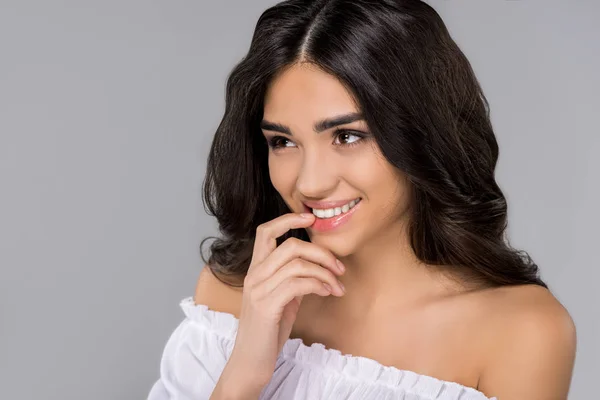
<box><xmin>211</xmin><ymin>381</ymin><xmax>261</xmax><ymax>400</ymax></box>
<box><xmin>212</xmin><ymin>355</ymin><xmax>270</xmax><ymax>400</ymax></box>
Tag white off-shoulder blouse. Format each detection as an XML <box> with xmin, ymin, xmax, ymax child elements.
<box><xmin>147</xmin><ymin>297</ymin><xmax>498</xmax><ymax>400</ymax></box>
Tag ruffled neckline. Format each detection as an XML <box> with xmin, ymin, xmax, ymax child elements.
<box><xmin>180</xmin><ymin>296</ymin><xmax>496</xmax><ymax>400</ymax></box>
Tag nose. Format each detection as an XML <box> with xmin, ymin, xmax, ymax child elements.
<box><xmin>295</xmin><ymin>148</ymin><xmax>338</xmax><ymax>199</ymax></box>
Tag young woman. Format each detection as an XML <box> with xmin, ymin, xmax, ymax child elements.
<box><xmin>148</xmin><ymin>1</ymin><xmax>576</xmax><ymax>399</ymax></box>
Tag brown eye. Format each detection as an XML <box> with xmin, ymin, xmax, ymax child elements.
<box><xmin>338</xmin><ymin>132</ymin><xmax>350</xmax><ymax>143</ymax></box>
<box><xmin>268</xmin><ymin>136</ymin><xmax>295</xmax><ymax>149</ymax></box>
<box><xmin>334</xmin><ymin>130</ymin><xmax>364</xmax><ymax>147</ymax></box>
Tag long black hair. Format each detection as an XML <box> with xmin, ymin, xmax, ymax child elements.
<box><xmin>199</xmin><ymin>0</ymin><xmax>547</xmax><ymax>289</ymax></box>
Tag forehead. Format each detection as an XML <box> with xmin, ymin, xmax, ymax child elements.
<box><xmin>263</xmin><ymin>63</ymin><xmax>359</xmax><ymax>120</ymax></box>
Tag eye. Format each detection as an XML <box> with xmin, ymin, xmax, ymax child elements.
<box><xmin>266</xmin><ymin>129</ymin><xmax>368</xmax><ymax>151</ymax></box>
<box><xmin>333</xmin><ymin>130</ymin><xmax>364</xmax><ymax>147</ymax></box>
<box><xmin>267</xmin><ymin>136</ymin><xmax>295</xmax><ymax>149</ymax></box>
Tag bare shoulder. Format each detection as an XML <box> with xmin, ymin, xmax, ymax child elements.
<box><xmin>481</xmin><ymin>284</ymin><xmax>575</xmax><ymax>334</ymax></box>
<box><xmin>477</xmin><ymin>284</ymin><xmax>577</xmax><ymax>399</ymax></box>
<box><xmin>193</xmin><ymin>264</ymin><xmax>244</xmax><ymax>319</ymax></box>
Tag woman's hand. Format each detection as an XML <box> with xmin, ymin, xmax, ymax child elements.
<box><xmin>213</xmin><ymin>212</ymin><xmax>346</xmax><ymax>397</ymax></box>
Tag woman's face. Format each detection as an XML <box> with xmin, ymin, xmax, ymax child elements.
<box><xmin>261</xmin><ymin>63</ymin><xmax>412</xmax><ymax>257</ymax></box>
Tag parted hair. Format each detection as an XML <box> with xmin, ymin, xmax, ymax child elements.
<box><xmin>199</xmin><ymin>0</ymin><xmax>546</xmax><ymax>289</ymax></box>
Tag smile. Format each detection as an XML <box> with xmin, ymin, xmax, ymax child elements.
<box><xmin>304</xmin><ymin>198</ymin><xmax>362</xmax><ymax>233</ymax></box>
<box><xmin>310</xmin><ymin>198</ymin><xmax>361</xmax><ymax>219</ymax></box>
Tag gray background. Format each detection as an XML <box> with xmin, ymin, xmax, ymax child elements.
<box><xmin>0</xmin><ymin>1</ymin><xmax>597</xmax><ymax>399</ymax></box>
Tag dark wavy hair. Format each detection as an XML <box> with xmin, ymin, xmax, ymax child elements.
<box><xmin>199</xmin><ymin>0</ymin><xmax>546</xmax><ymax>289</ymax></box>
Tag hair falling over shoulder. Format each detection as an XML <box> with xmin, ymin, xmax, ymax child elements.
<box><xmin>199</xmin><ymin>0</ymin><xmax>547</xmax><ymax>289</ymax></box>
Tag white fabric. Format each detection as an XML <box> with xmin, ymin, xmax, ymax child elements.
<box><xmin>148</xmin><ymin>297</ymin><xmax>497</xmax><ymax>400</ymax></box>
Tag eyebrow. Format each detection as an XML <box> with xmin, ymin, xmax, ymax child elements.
<box><xmin>260</xmin><ymin>112</ymin><xmax>364</xmax><ymax>136</ymax></box>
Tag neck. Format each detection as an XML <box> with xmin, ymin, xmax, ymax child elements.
<box><xmin>332</xmin><ymin>223</ymin><xmax>459</xmax><ymax>317</ymax></box>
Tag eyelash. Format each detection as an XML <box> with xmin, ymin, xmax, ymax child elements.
<box><xmin>267</xmin><ymin>129</ymin><xmax>367</xmax><ymax>151</ymax></box>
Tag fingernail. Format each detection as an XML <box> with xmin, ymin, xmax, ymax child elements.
<box><xmin>339</xmin><ymin>281</ymin><xmax>346</xmax><ymax>293</ymax></box>
<box><xmin>336</xmin><ymin>259</ymin><xmax>345</xmax><ymax>273</ymax></box>
<box><xmin>300</xmin><ymin>213</ymin><xmax>314</xmax><ymax>218</ymax></box>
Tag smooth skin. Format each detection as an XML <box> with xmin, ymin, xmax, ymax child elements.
<box><xmin>210</xmin><ymin>213</ymin><xmax>344</xmax><ymax>398</ymax></box>
<box><xmin>202</xmin><ymin>62</ymin><xmax>576</xmax><ymax>400</ymax></box>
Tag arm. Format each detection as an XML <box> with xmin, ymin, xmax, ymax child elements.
<box><xmin>147</xmin><ymin>320</ymin><xmax>266</xmax><ymax>400</ymax></box>
<box><xmin>147</xmin><ymin>315</ymin><xmax>226</xmax><ymax>400</ymax></box>
<box><xmin>148</xmin><ymin>267</ymin><xmax>264</xmax><ymax>400</ymax></box>
<box><xmin>209</xmin><ymin>356</ymin><xmax>268</xmax><ymax>400</ymax></box>
<box><xmin>198</xmin><ymin>267</ymin><xmax>267</xmax><ymax>400</ymax></box>
<box><xmin>477</xmin><ymin>294</ymin><xmax>577</xmax><ymax>400</ymax></box>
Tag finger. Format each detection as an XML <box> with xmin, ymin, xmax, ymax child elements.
<box><xmin>263</xmin><ymin>258</ymin><xmax>345</xmax><ymax>297</ymax></box>
<box><xmin>271</xmin><ymin>277</ymin><xmax>333</xmax><ymax>308</ymax></box>
<box><xmin>249</xmin><ymin>213</ymin><xmax>315</xmax><ymax>271</ymax></box>
<box><xmin>251</xmin><ymin>237</ymin><xmax>343</xmax><ymax>284</ymax></box>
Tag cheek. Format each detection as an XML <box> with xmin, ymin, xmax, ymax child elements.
<box><xmin>347</xmin><ymin>155</ymin><xmax>392</xmax><ymax>193</ymax></box>
<box><xmin>352</xmin><ymin>157</ymin><xmax>410</xmax><ymax>212</ymax></box>
<box><xmin>268</xmin><ymin>155</ymin><xmax>295</xmax><ymax>192</ymax></box>
<box><xmin>378</xmin><ymin>173</ymin><xmax>412</xmax><ymax>221</ymax></box>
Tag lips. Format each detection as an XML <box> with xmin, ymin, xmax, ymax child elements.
<box><xmin>308</xmin><ymin>198</ymin><xmax>362</xmax><ymax>232</ymax></box>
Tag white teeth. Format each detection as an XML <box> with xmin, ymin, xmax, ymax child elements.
<box><xmin>311</xmin><ymin>198</ymin><xmax>361</xmax><ymax>219</ymax></box>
